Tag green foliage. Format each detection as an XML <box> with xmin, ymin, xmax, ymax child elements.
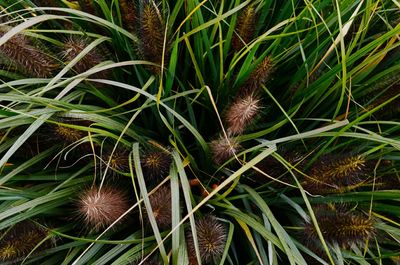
<box><xmin>0</xmin><ymin>0</ymin><xmax>399</xmax><ymax>264</ymax></box>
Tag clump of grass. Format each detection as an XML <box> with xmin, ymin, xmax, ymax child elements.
<box><xmin>0</xmin><ymin>1</ymin><xmax>399</xmax><ymax>264</ymax></box>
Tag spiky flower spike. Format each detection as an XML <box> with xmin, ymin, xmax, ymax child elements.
<box><xmin>224</xmin><ymin>93</ymin><xmax>261</xmax><ymax>135</ymax></box>
<box><xmin>232</xmin><ymin>6</ymin><xmax>256</xmax><ymax>51</ymax></box>
<box><xmin>78</xmin><ymin>0</ymin><xmax>96</xmax><ymax>15</ymax></box>
<box><xmin>304</xmin><ymin>154</ymin><xmax>369</xmax><ymax>194</ymax></box>
<box><xmin>48</xmin><ymin>119</ymin><xmax>92</xmax><ymax>147</ymax></box>
<box><xmin>240</xmin><ymin>56</ymin><xmax>274</xmax><ymax>95</ymax></box>
<box><xmin>76</xmin><ymin>185</ymin><xmax>130</xmax><ymax>231</ymax></box>
<box><xmin>186</xmin><ymin>215</ymin><xmax>227</xmax><ymax>264</ymax></box>
<box><xmin>145</xmin><ymin>185</ymin><xmax>172</xmax><ymax>229</ymax></box>
<box><xmin>32</xmin><ymin>0</ymin><xmax>60</xmax><ymax>7</ymax></box>
<box><xmin>0</xmin><ymin>29</ymin><xmax>58</xmax><ymax>78</ymax></box>
<box><xmin>139</xmin><ymin>1</ymin><xmax>170</xmax><ymax>74</ymax></box>
<box><xmin>0</xmin><ymin>220</ymin><xmax>50</xmax><ymax>263</ymax></box>
<box><xmin>141</xmin><ymin>149</ymin><xmax>172</xmax><ymax>182</ymax></box>
<box><xmin>303</xmin><ymin>204</ymin><xmax>375</xmax><ymax>248</ymax></box>
<box><xmin>101</xmin><ymin>148</ymin><xmax>131</xmax><ymax>174</ymax></box>
<box><xmin>119</xmin><ymin>0</ymin><xmax>136</xmax><ymax>32</ymax></box>
<box><xmin>210</xmin><ymin>135</ymin><xmax>241</xmax><ymax>165</ymax></box>
<box><xmin>62</xmin><ymin>36</ymin><xmax>110</xmax><ymax>79</ymax></box>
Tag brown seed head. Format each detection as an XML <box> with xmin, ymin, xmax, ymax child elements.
<box><xmin>240</xmin><ymin>56</ymin><xmax>274</xmax><ymax>95</ymax></box>
<box><xmin>139</xmin><ymin>1</ymin><xmax>169</xmax><ymax>74</ymax></box>
<box><xmin>101</xmin><ymin>148</ymin><xmax>131</xmax><ymax>173</ymax></box>
<box><xmin>119</xmin><ymin>0</ymin><xmax>136</xmax><ymax>32</ymax></box>
<box><xmin>304</xmin><ymin>154</ymin><xmax>368</xmax><ymax>194</ymax></box>
<box><xmin>62</xmin><ymin>36</ymin><xmax>110</xmax><ymax>79</ymax></box>
<box><xmin>32</xmin><ymin>0</ymin><xmax>60</xmax><ymax>7</ymax></box>
<box><xmin>76</xmin><ymin>186</ymin><xmax>130</xmax><ymax>231</ymax></box>
<box><xmin>141</xmin><ymin>149</ymin><xmax>172</xmax><ymax>181</ymax></box>
<box><xmin>303</xmin><ymin>204</ymin><xmax>375</xmax><ymax>248</ymax></box>
<box><xmin>145</xmin><ymin>185</ymin><xmax>172</xmax><ymax>229</ymax></box>
<box><xmin>0</xmin><ymin>30</ymin><xmax>59</xmax><ymax>78</ymax></box>
<box><xmin>0</xmin><ymin>221</ymin><xmax>50</xmax><ymax>263</ymax></box>
<box><xmin>225</xmin><ymin>93</ymin><xmax>261</xmax><ymax>135</ymax></box>
<box><xmin>186</xmin><ymin>215</ymin><xmax>227</xmax><ymax>264</ymax></box>
<box><xmin>53</xmin><ymin>125</ymin><xmax>85</xmax><ymax>144</ymax></box>
<box><xmin>210</xmin><ymin>136</ymin><xmax>241</xmax><ymax>165</ymax></box>
<box><xmin>232</xmin><ymin>7</ymin><xmax>256</xmax><ymax>51</ymax></box>
<box><xmin>78</xmin><ymin>0</ymin><xmax>96</xmax><ymax>15</ymax></box>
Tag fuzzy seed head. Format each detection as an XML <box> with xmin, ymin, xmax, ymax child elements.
<box><xmin>77</xmin><ymin>186</ymin><xmax>129</xmax><ymax>231</ymax></box>
<box><xmin>0</xmin><ymin>30</ymin><xmax>59</xmax><ymax>78</ymax></box>
<box><xmin>187</xmin><ymin>215</ymin><xmax>227</xmax><ymax>264</ymax></box>
<box><xmin>232</xmin><ymin>7</ymin><xmax>256</xmax><ymax>51</ymax></box>
<box><xmin>304</xmin><ymin>154</ymin><xmax>368</xmax><ymax>194</ymax></box>
<box><xmin>0</xmin><ymin>221</ymin><xmax>49</xmax><ymax>263</ymax></box>
<box><xmin>303</xmin><ymin>205</ymin><xmax>375</xmax><ymax>248</ymax></box>
<box><xmin>78</xmin><ymin>0</ymin><xmax>96</xmax><ymax>15</ymax></box>
<box><xmin>102</xmin><ymin>149</ymin><xmax>131</xmax><ymax>173</ymax></box>
<box><xmin>62</xmin><ymin>37</ymin><xmax>109</xmax><ymax>78</ymax></box>
<box><xmin>240</xmin><ymin>56</ymin><xmax>274</xmax><ymax>95</ymax></box>
<box><xmin>119</xmin><ymin>0</ymin><xmax>136</xmax><ymax>32</ymax></box>
<box><xmin>53</xmin><ymin>125</ymin><xmax>85</xmax><ymax>143</ymax></box>
<box><xmin>210</xmin><ymin>136</ymin><xmax>241</xmax><ymax>165</ymax></box>
<box><xmin>325</xmin><ymin>155</ymin><xmax>366</xmax><ymax>180</ymax></box>
<box><xmin>225</xmin><ymin>93</ymin><xmax>261</xmax><ymax>135</ymax></box>
<box><xmin>141</xmin><ymin>150</ymin><xmax>172</xmax><ymax>181</ymax></box>
<box><xmin>145</xmin><ymin>185</ymin><xmax>172</xmax><ymax>229</ymax></box>
<box><xmin>139</xmin><ymin>1</ymin><xmax>169</xmax><ymax>74</ymax></box>
<box><xmin>32</xmin><ymin>0</ymin><xmax>60</xmax><ymax>7</ymax></box>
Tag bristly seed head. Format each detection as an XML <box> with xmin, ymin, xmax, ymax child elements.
<box><xmin>0</xmin><ymin>220</ymin><xmax>50</xmax><ymax>263</ymax></box>
<box><xmin>225</xmin><ymin>93</ymin><xmax>261</xmax><ymax>135</ymax></box>
<box><xmin>62</xmin><ymin>36</ymin><xmax>110</xmax><ymax>79</ymax></box>
<box><xmin>78</xmin><ymin>0</ymin><xmax>96</xmax><ymax>15</ymax></box>
<box><xmin>119</xmin><ymin>0</ymin><xmax>136</xmax><ymax>32</ymax></box>
<box><xmin>141</xmin><ymin>149</ymin><xmax>172</xmax><ymax>182</ymax></box>
<box><xmin>76</xmin><ymin>186</ymin><xmax>130</xmax><ymax>231</ymax></box>
<box><xmin>239</xmin><ymin>56</ymin><xmax>274</xmax><ymax>96</ymax></box>
<box><xmin>304</xmin><ymin>154</ymin><xmax>368</xmax><ymax>194</ymax></box>
<box><xmin>0</xmin><ymin>29</ymin><xmax>59</xmax><ymax>78</ymax></box>
<box><xmin>210</xmin><ymin>135</ymin><xmax>241</xmax><ymax>165</ymax></box>
<box><xmin>53</xmin><ymin>125</ymin><xmax>85</xmax><ymax>144</ymax></box>
<box><xmin>145</xmin><ymin>185</ymin><xmax>172</xmax><ymax>229</ymax></box>
<box><xmin>138</xmin><ymin>1</ymin><xmax>170</xmax><ymax>74</ymax></box>
<box><xmin>186</xmin><ymin>215</ymin><xmax>227</xmax><ymax>264</ymax></box>
<box><xmin>303</xmin><ymin>204</ymin><xmax>375</xmax><ymax>248</ymax></box>
<box><xmin>101</xmin><ymin>148</ymin><xmax>131</xmax><ymax>174</ymax></box>
<box><xmin>49</xmin><ymin>119</ymin><xmax>91</xmax><ymax>145</ymax></box>
<box><xmin>232</xmin><ymin>6</ymin><xmax>256</xmax><ymax>51</ymax></box>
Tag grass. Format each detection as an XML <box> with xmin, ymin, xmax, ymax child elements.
<box><xmin>0</xmin><ymin>0</ymin><xmax>399</xmax><ymax>264</ymax></box>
